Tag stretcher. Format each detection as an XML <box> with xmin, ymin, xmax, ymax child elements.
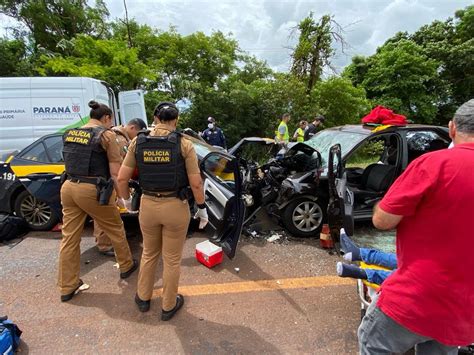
<box><xmin>356</xmin><ymin>262</ymin><xmax>389</xmax><ymax>319</ymax></box>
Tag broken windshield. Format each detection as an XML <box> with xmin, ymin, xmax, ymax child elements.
<box><xmin>304</xmin><ymin>130</ymin><xmax>367</xmax><ymax>168</ymax></box>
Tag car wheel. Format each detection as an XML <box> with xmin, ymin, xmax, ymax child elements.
<box><xmin>14</xmin><ymin>190</ymin><xmax>59</xmax><ymax>231</ymax></box>
<box><xmin>281</xmin><ymin>198</ymin><xmax>327</xmax><ymax>238</ymax></box>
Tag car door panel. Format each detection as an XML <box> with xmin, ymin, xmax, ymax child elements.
<box><xmin>204</xmin><ymin>179</ymin><xmax>227</xmax><ymax>225</ymax></box>
<box><xmin>0</xmin><ymin>163</ymin><xmax>22</xmax><ymax>213</ymax></box>
<box><xmin>327</xmin><ymin>144</ymin><xmax>354</xmax><ymax>238</ymax></box>
<box><xmin>20</xmin><ymin>175</ymin><xmax>62</xmax><ymax>217</ymax></box>
<box><xmin>199</xmin><ymin>152</ymin><xmax>245</xmax><ymax>259</ymax></box>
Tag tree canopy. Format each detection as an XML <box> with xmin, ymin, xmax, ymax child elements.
<box><xmin>0</xmin><ymin>0</ymin><xmax>109</xmax><ymax>52</ymax></box>
<box><xmin>344</xmin><ymin>5</ymin><xmax>474</xmax><ymax>125</ymax></box>
<box><xmin>1</xmin><ymin>2</ymin><xmax>473</xmax><ymax>143</ymax></box>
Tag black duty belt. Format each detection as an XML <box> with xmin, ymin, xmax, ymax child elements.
<box><xmin>67</xmin><ymin>176</ymin><xmax>99</xmax><ymax>185</ymax></box>
<box><xmin>142</xmin><ymin>190</ymin><xmax>178</xmax><ymax>198</ymax></box>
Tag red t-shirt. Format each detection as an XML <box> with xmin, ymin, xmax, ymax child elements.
<box><xmin>377</xmin><ymin>143</ymin><xmax>474</xmax><ymax>346</ymax></box>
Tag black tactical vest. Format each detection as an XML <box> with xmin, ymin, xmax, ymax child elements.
<box><xmin>63</xmin><ymin>126</ymin><xmax>110</xmax><ymax>178</ymax></box>
<box><xmin>135</xmin><ymin>131</ymin><xmax>189</xmax><ymax>193</ymax></box>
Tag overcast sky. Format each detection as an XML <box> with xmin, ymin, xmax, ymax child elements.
<box><xmin>105</xmin><ymin>0</ymin><xmax>472</xmax><ymax>72</ymax></box>
<box><xmin>2</xmin><ymin>0</ymin><xmax>472</xmax><ymax>72</ymax></box>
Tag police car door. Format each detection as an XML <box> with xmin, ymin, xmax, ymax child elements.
<box><xmin>327</xmin><ymin>144</ymin><xmax>354</xmax><ymax>238</ymax></box>
<box><xmin>199</xmin><ymin>151</ymin><xmax>245</xmax><ymax>259</ymax></box>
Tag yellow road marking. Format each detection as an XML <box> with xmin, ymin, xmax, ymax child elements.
<box><xmin>152</xmin><ymin>275</ymin><xmax>355</xmax><ymax>298</ymax></box>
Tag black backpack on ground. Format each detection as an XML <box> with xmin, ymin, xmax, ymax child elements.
<box><xmin>0</xmin><ymin>214</ymin><xmax>29</xmax><ymax>242</ymax></box>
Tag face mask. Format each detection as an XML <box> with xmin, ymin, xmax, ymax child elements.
<box><xmin>208</xmin><ymin>123</ymin><xmax>214</xmax><ymax>129</ymax></box>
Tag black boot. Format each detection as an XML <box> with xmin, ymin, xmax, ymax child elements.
<box><xmin>135</xmin><ymin>294</ymin><xmax>150</xmax><ymax>313</ymax></box>
<box><xmin>161</xmin><ymin>294</ymin><xmax>184</xmax><ymax>321</ymax></box>
<box><xmin>60</xmin><ymin>279</ymin><xmax>84</xmax><ymax>302</ymax></box>
<box><xmin>120</xmin><ymin>259</ymin><xmax>139</xmax><ymax>279</ymax></box>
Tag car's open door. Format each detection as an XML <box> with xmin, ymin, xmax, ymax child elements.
<box><xmin>327</xmin><ymin>144</ymin><xmax>354</xmax><ymax>239</ymax></box>
<box><xmin>199</xmin><ymin>151</ymin><xmax>245</xmax><ymax>259</ymax></box>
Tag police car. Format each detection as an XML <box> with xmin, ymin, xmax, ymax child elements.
<box><xmin>0</xmin><ymin>132</ymin><xmax>244</xmax><ymax>258</ymax></box>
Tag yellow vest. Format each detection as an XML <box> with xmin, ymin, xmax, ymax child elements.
<box><xmin>295</xmin><ymin>127</ymin><xmax>304</xmax><ymax>142</ymax></box>
<box><xmin>277</xmin><ymin>121</ymin><xmax>289</xmax><ymax>143</ymax></box>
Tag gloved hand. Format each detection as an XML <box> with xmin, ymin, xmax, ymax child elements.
<box><xmin>120</xmin><ymin>196</ymin><xmax>136</xmax><ymax>213</ymax></box>
<box><xmin>194</xmin><ymin>207</ymin><xmax>209</xmax><ymax>229</ymax></box>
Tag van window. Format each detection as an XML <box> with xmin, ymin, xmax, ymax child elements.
<box><xmin>43</xmin><ymin>135</ymin><xmax>64</xmax><ymax>163</ymax></box>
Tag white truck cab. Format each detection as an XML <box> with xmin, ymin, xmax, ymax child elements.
<box><xmin>0</xmin><ymin>77</ymin><xmax>147</xmax><ymax>160</ymax></box>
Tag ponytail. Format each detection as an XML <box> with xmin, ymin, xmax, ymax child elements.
<box><xmin>88</xmin><ymin>100</ymin><xmax>113</xmax><ymax>120</ymax></box>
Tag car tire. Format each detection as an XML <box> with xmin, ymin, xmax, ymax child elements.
<box><xmin>281</xmin><ymin>197</ymin><xmax>327</xmax><ymax>238</ymax></box>
<box><xmin>14</xmin><ymin>190</ymin><xmax>59</xmax><ymax>231</ymax></box>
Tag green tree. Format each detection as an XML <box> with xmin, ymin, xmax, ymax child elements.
<box><xmin>342</xmin><ymin>55</ymin><xmax>370</xmax><ymax>87</ymax></box>
<box><xmin>312</xmin><ymin>77</ymin><xmax>371</xmax><ymax>126</ymax></box>
<box><xmin>184</xmin><ymin>71</ymin><xmax>309</xmax><ymax>146</ymax></box>
<box><xmin>291</xmin><ymin>13</ymin><xmax>345</xmax><ymax>93</ymax></box>
<box><xmin>455</xmin><ymin>5</ymin><xmax>474</xmax><ymax>42</ymax></box>
<box><xmin>0</xmin><ymin>0</ymin><xmax>109</xmax><ymax>52</ymax></box>
<box><xmin>111</xmin><ymin>21</ymin><xmax>240</xmax><ymax>103</ymax></box>
<box><xmin>345</xmin><ymin>5</ymin><xmax>474</xmax><ymax>125</ymax></box>
<box><xmin>0</xmin><ymin>37</ymin><xmax>33</xmax><ymax>76</ymax></box>
<box><xmin>37</xmin><ymin>35</ymin><xmax>153</xmax><ymax>92</ymax></box>
<box><xmin>347</xmin><ymin>39</ymin><xmax>440</xmax><ymax>123</ymax></box>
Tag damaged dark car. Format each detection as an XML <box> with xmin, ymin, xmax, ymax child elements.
<box><xmin>229</xmin><ymin>138</ymin><xmax>324</xmax><ymax>238</ymax></box>
<box><xmin>229</xmin><ymin>123</ymin><xmax>450</xmax><ymax>238</ymax></box>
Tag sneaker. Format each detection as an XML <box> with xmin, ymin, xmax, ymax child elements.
<box><xmin>120</xmin><ymin>259</ymin><xmax>139</xmax><ymax>279</ymax></box>
<box><xmin>340</xmin><ymin>234</ymin><xmax>361</xmax><ymax>261</ymax></box>
<box><xmin>60</xmin><ymin>279</ymin><xmax>84</xmax><ymax>302</ymax></box>
<box><xmin>161</xmin><ymin>294</ymin><xmax>184</xmax><ymax>321</ymax></box>
<box><xmin>135</xmin><ymin>293</ymin><xmax>150</xmax><ymax>313</ymax></box>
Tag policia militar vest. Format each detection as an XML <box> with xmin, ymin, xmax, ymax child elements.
<box><xmin>63</xmin><ymin>127</ymin><xmax>110</xmax><ymax>179</ymax></box>
<box><xmin>135</xmin><ymin>131</ymin><xmax>189</xmax><ymax>198</ymax></box>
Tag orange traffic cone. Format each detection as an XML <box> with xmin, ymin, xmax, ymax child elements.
<box><xmin>320</xmin><ymin>224</ymin><xmax>334</xmax><ymax>249</ymax></box>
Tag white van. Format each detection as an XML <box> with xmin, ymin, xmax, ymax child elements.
<box><xmin>0</xmin><ymin>77</ymin><xmax>147</xmax><ymax>160</ymax></box>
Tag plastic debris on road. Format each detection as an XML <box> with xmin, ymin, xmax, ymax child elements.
<box><xmin>76</xmin><ymin>283</ymin><xmax>90</xmax><ymax>293</ymax></box>
<box><xmin>267</xmin><ymin>234</ymin><xmax>282</xmax><ymax>243</ymax></box>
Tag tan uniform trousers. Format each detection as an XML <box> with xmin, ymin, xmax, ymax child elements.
<box><xmin>93</xmin><ymin>221</ymin><xmax>113</xmax><ymax>252</ymax></box>
<box><xmin>137</xmin><ymin>196</ymin><xmax>190</xmax><ymax>311</ymax></box>
<box><xmin>58</xmin><ymin>180</ymin><xmax>134</xmax><ymax>295</ymax></box>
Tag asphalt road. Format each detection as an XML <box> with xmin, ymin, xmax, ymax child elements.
<box><xmin>0</xmin><ymin>219</ymin><xmax>393</xmax><ymax>354</ymax></box>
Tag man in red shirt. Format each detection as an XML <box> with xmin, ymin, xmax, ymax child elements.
<box><xmin>358</xmin><ymin>99</ymin><xmax>474</xmax><ymax>355</ymax></box>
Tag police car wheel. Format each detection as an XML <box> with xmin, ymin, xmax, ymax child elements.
<box><xmin>281</xmin><ymin>198</ymin><xmax>327</xmax><ymax>238</ymax></box>
<box><xmin>14</xmin><ymin>190</ymin><xmax>59</xmax><ymax>231</ymax></box>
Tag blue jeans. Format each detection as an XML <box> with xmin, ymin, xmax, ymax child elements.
<box><xmin>360</xmin><ymin>249</ymin><xmax>397</xmax><ymax>269</ymax></box>
<box><xmin>365</xmin><ymin>269</ymin><xmax>394</xmax><ymax>285</ymax></box>
<box><xmin>360</xmin><ymin>249</ymin><xmax>397</xmax><ymax>285</ymax></box>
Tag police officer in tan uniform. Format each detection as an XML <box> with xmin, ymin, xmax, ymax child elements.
<box><xmin>117</xmin><ymin>102</ymin><xmax>208</xmax><ymax>321</ymax></box>
<box><xmin>94</xmin><ymin>118</ymin><xmax>147</xmax><ymax>256</ymax></box>
<box><xmin>58</xmin><ymin>101</ymin><xmax>138</xmax><ymax>302</ymax></box>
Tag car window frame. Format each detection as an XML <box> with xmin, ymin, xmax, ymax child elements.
<box><xmin>42</xmin><ymin>134</ymin><xmax>64</xmax><ymax>163</ymax></box>
<box><xmin>404</xmin><ymin>128</ymin><xmax>450</xmax><ymax>165</ymax></box>
<box><xmin>15</xmin><ymin>134</ymin><xmax>65</xmax><ymax>165</ymax></box>
<box><xmin>17</xmin><ymin>140</ymin><xmax>50</xmax><ymax>164</ymax></box>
